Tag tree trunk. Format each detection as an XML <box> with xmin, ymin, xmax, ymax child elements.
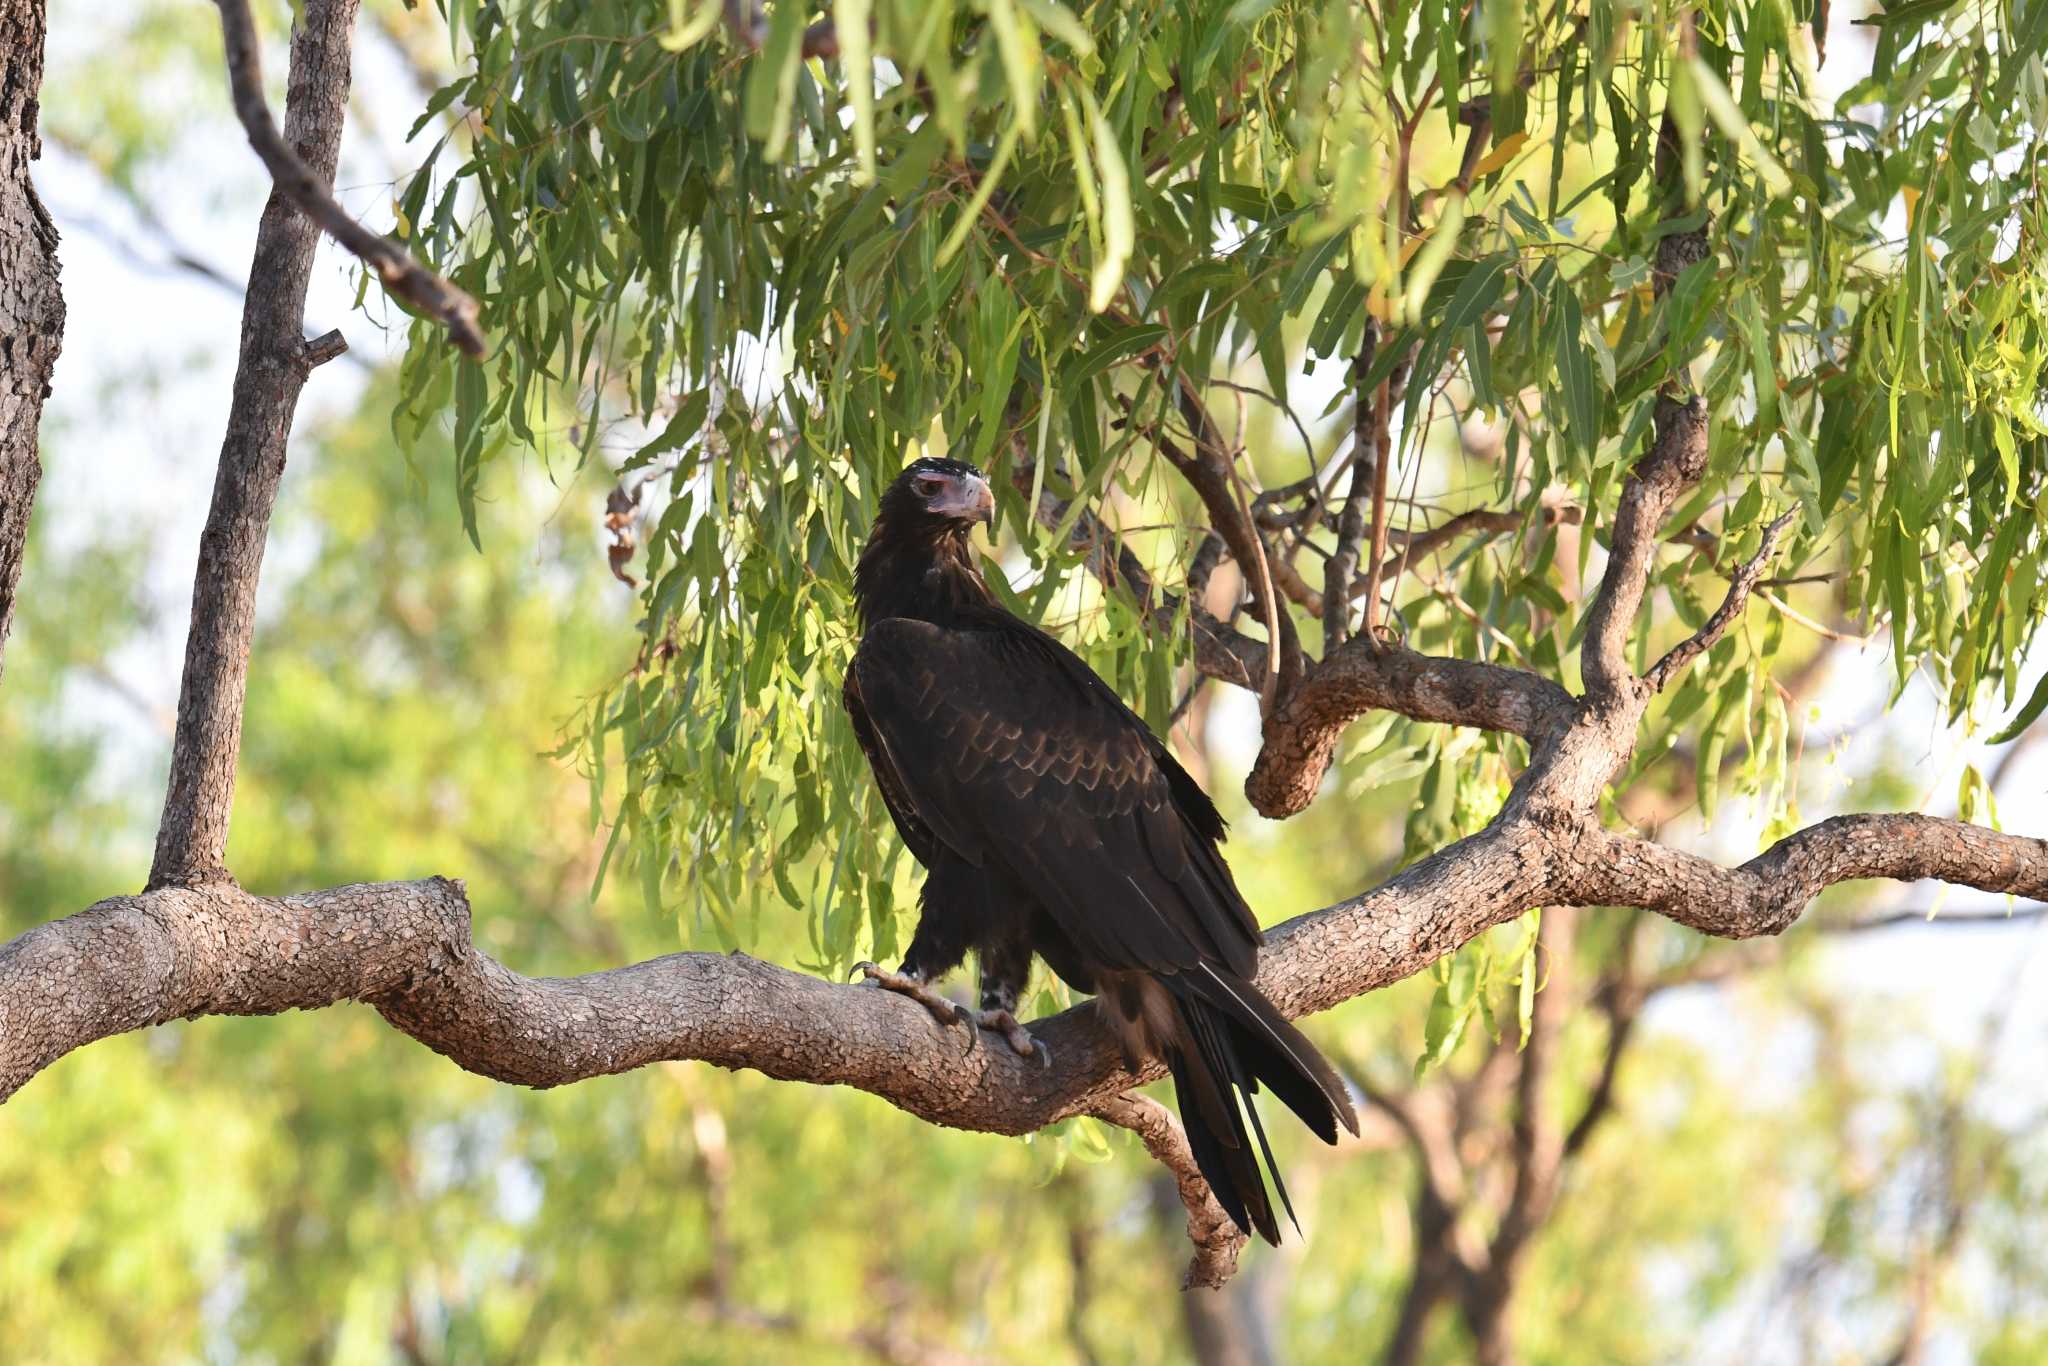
<box><xmin>0</xmin><ymin>0</ymin><xmax>65</xmax><ymax>686</ymax></box>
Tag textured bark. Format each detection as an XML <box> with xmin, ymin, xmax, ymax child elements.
<box><xmin>10</xmin><ymin>815</ymin><xmax>2043</xmax><ymax>1120</ymax></box>
<box><xmin>1244</xmin><ymin>642</ymin><xmax>1576</xmax><ymax>818</ymax></box>
<box><xmin>0</xmin><ymin>0</ymin><xmax>64</xmax><ymax>685</ymax></box>
<box><xmin>1093</xmin><ymin>1093</ymin><xmax>1248</xmax><ymax>1289</ymax></box>
<box><xmin>1567</xmin><ymin>815</ymin><xmax>2048</xmax><ymax>937</ymax></box>
<box><xmin>1577</xmin><ymin>394</ymin><xmax>1709</xmax><ymax>702</ymax></box>
<box><xmin>150</xmin><ymin>0</ymin><xmax>362</xmax><ymax>888</ymax></box>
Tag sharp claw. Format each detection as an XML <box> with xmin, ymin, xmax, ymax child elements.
<box><xmin>972</xmin><ymin>1008</ymin><xmax>1049</xmax><ymax>1066</ymax></box>
<box><xmin>851</xmin><ymin>960</ymin><xmax>879</xmax><ymax>983</ymax></box>
<box><xmin>856</xmin><ymin>962</ymin><xmax>971</xmax><ymax>1037</ymax></box>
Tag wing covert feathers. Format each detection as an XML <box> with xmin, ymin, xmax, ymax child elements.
<box><xmin>845</xmin><ymin>612</ymin><xmax>1358</xmax><ymax>1244</ymax></box>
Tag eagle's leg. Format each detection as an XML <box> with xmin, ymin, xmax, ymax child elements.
<box><xmin>853</xmin><ymin>885</ymin><xmax>978</xmax><ymax>1044</ymax></box>
<box><xmin>975</xmin><ymin>929</ymin><xmax>1052</xmax><ymax>1068</ymax></box>
<box><xmin>853</xmin><ymin>962</ymin><xmax>969</xmax><ymax>1032</ymax></box>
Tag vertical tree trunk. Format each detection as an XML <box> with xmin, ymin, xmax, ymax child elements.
<box><xmin>0</xmin><ymin>0</ymin><xmax>65</xmax><ymax>686</ymax></box>
<box><xmin>149</xmin><ymin>0</ymin><xmax>361</xmax><ymax>887</ymax></box>
<box><xmin>1382</xmin><ymin>1194</ymin><xmax>1458</xmax><ymax>1366</ymax></box>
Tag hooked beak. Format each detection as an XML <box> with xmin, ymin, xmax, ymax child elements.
<box><xmin>931</xmin><ymin>472</ymin><xmax>996</xmax><ymax>528</ymax></box>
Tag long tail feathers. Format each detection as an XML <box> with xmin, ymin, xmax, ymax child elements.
<box><xmin>1158</xmin><ymin>969</ymin><xmax>1359</xmax><ymax>1246</ymax></box>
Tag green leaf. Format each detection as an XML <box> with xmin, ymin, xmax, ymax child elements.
<box><xmin>1553</xmin><ymin>280</ymin><xmax>1596</xmax><ymax>453</ymax></box>
<box><xmin>742</xmin><ymin>0</ymin><xmax>807</xmax><ymax>158</ymax></box>
<box><xmin>1417</xmin><ymin>948</ymin><xmax>1482</xmax><ymax>1075</ymax></box>
<box><xmin>1082</xmin><ymin>87</ymin><xmax>1134</xmax><ymax>313</ymax></box>
<box><xmin>839</xmin><ymin>0</ymin><xmax>877</xmax><ymax>184</ymax></box>
<box><xmin>1687</xmin><ymin>57</ymin><xmax>1792</xmax><ymax>198</ymax></box>
<box><xmin>1066</xmin><ymin>324</ymin><xmax>1169</xmax><ymax>386</ymax></box>
<box><xmin>627</xmin><ymin>389</ymin><xmax>710</xmax><ymax>469</ymax></box>
<box><xmin>1988</xmin><ymin>669</ymin><xmax>2048</xmax><ymax>745</ymax></box>
<box><xmin>1516</xmin><ymin>908</ymin><xmax>1541</xmax><ymax>1049</ymax></box>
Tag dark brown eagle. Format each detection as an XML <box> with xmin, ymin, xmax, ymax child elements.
<box><xmin>841</xmin><ymin>456</ymin><xmax>1357</xmax><ymax>1243</ymax></box>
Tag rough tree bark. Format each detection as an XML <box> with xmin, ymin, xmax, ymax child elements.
<box><xmin>149</xmin><ymin>0</ymin><xmax>361</xmax><ymax>889</ymax></box>
<box><xmin>0</xmin><ymin>0</ymin><xmax>65</xmax><ymax>686</ymax></box>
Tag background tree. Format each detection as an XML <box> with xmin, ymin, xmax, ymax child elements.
<box><xmin>7</xmin><ymin>0</ymin><xmax>2048</xmax><ymax>1360</ymax></box>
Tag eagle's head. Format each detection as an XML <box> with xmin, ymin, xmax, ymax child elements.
<box><xmin>877</xmin><ymin>456</ymin><xmax>995</xmax><ymax>539</ymax></box>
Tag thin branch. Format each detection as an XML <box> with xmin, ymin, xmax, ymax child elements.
<box><xmin>1564</xmin><ymin>923</ymin><xmax>1645</xmax><ymax>1159</ymax></box>
<box><xmin>1012</xmin><ymin>459</ymin><xmax>1267</xmax><ymax>694</ymax></box>
<box><xmin>1483</xmin><ymin>909</ymin><xmax>1574</xmax><ymax>1283</ymax></box>
<box><xmin>1154</xmin><ymin>386</ymin><xmax>1303</xmax><ymax>701</ymax></box>
<box><xmin>213</xmin><ymin>0</ymin><xmax>484</xmax><ymax>358</ymax></box>
<box><xmin>1362</xmin><ymin>378</ymin><xmax>1395</xmax><ymax>641</ymax></box>
<box><xmin>152</xmin><ymin>0</ymin><xmax>362</xmax><ymax>888</ymax></box>
<box><xmin>1324</xmin><ymin>333</ymin><xmax>1378</xmax><ymax>647</ymax></box>
<box><xmin>1351</xmin><ymin>500</ymin><xmax>1586</xmax><ymax>602</ymax></box>
<box><xmin>1645</xmin><ymin>509</ymin><xmax>1797</xmax><ymax>691</ymax></box>
<box><xmin>43</xmin><ymin>132</ymin><xmax>377</xmax><ymax>373</ymax></box>
<box><xmin>1186</xmin><ymin>389</ymin><xmax>1287</xmax><ymax>711</ymax></box>
<box><xmin>1090</xmin><ymin>1093</ymin><xmax>1248</xmax><ymax>1290</ymax></box>
<box><xmin>1817</xmin><ymin>903</ymin><xmax>2048</xmax><ymax>932</ymax></box>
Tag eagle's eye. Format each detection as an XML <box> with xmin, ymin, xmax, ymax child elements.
<box><xmin>915</xmin><ymin>475</ymin><xmax>946</xmax><ymax>497</ymax></box>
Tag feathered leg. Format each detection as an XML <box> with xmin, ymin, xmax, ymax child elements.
<box><xmin>855</xmin><ymin>853</ymin><xmax>979</xmax><ymax>1040</ymax></box>
<box><xmin>975</xmin><ymin>922</ymin><xmax>1049</xmax><ymax>1067</ymax></box>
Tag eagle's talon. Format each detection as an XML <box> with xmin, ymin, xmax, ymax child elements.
<box><xmin>975</xmin><ymin>1008</ymin><xmax>1048</xmax><ymax>1067</ymax></box>
<box><xmin>856</xmin><ymin>961</ymin><xmax>968</xmax><ymax>1033</ymax></box>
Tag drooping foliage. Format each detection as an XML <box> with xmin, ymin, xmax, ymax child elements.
<box><xmin>389</xmin><ymin>0</ymin><xmax>2048</xmax><ymax>970</ymax></box>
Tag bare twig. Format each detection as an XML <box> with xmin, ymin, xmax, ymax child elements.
<box><xmin>1645</xmin><ymin>509</ymin><xmax>1797</xmax><ymax>691</ymax></box>
<box><xmin>1325</xmin><ymin>332</ymin><xmax>1379</xmax><ymax>647</ymax></box>
<box><xmin>1351</xmin><ymin>500</ymin><xmax>1586</xmax><ymax>602</ymax></box>
<box><xmin>212</xmin><ymin>0</ymin><xmax>484</xmax><ymax>358</ymax></box>
<box><xmin>1012</xmin><ymin>457</ymin><xmax>1266</xmax><ymax>694</ymax></box>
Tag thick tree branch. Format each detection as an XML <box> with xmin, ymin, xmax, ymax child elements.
<box><xmin>152</xmin><ymin>0</ymin><xmax>362</xmax><ymax>889</ymax></box>
<box><xmin>1568</xmin><ymin>816</ymin><xmax>2048</xmax><ymax>936</ymax></box>
<box><xmin>1243</xmin><ymin>643</ymin><xmax>1575</xmax><ymax>819</ymax></box>
<box><xmin>7</xmin><ymin>803</ymin><xmax>2046</xmax><ymax>1290</ymax></box>
<box><xmin>213</xmin><ymin>0</ymin><xmax>483</xmax><ymax>358</ymax></box>
<box><xmin>1578</xmin><ymin>394</ymin><xmax>1710</xmax><ymax>701</ymax></box>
